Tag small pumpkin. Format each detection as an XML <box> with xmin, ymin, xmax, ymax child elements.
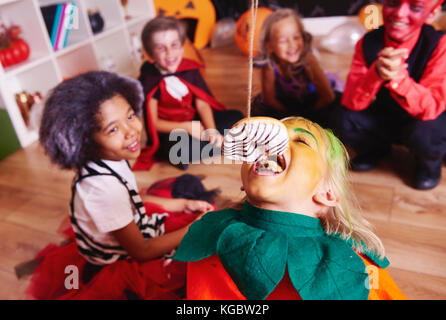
<box><xmin>234</xmin><ymin>7</ymin><xmax>273</xmax><ymax>56</ymax></box>
<box><xmin>153</xmin><ymin>0</ymin><xmax>216</xmax><ymax>50</ymax></box>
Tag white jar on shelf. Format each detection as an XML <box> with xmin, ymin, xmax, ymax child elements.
<box><xmin>130</xmin><ymin>31</ymin><xmax>143</xmax><ymax>64</ymax></box>
<box><xmin>99</xmin><ymin>55</ymin><xmax>117</xmax><ymax>72</ymax></box>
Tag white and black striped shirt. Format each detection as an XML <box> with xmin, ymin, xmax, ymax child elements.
<box><xmin>70</xmin><ymin>160</ymin><xmax>167</xmax><ymax>265</ymax></box>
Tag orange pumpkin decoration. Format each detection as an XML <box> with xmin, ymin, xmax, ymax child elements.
<box><xmin>234</xmin><ymin>7</ymin><xmax>273</xmax><ymax>56</ymax></box>
<box><xmin>358</xmin><ymin>3</ymin><xmax>383</xmax><ymax>31</ymax></box>
<box><xmin>153</xmin><ymin>0</ymin><xmax>216</xmax><ymax>50</ymax></box>
<box><xmin>183</xmin><ymin>37</ymin><xmax>205</xmax><ymax>76</ymax></box>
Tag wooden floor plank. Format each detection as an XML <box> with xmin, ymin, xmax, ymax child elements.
<box><xmin>388</xmin><ymin>267</ymin><xmax>446</xmax><ymax>300</ymax></box>
<box><xmin>352</xmin><ymin>182</ymin><xmax>394</xmax><ymax>222</ymax></box>
<box><xmin>4</xmin><ymin>192</ymin><xmax>69</xmax><ymax>236</ymax></box>
<box><xmin>370</xmin><ymin>219</ymin><xmax>446</xmax><ymax>279</ymax></box>
<box><xmin>0</xmin><ymin>268</ymin><xmax>31</xmax><ymax>300</ymax></box>
<box><xmin>0</xmin><ymin>221</ymin><xmax>63</xmax><ymax>273</ymax></box>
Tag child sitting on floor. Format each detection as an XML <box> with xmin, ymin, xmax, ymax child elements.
<box><xmin>332</xmin><ymin>0</ymin><xmax>446</xmax><ymax>190</ymax></box>
<box><xmin>134</xmin><ymin>16</ymin><xmax>243</xmax><ymax>170</ymax></box>
<box><xmin>174</xmin><ymin>116</ymin><xmax>406</xmax><ymax>300</ymax></box>
<box><xmin>27</xmin><ymin>71</ymin><xmax>214</xmax><ymax>300</ymax></box>
<box><xmin>252</xmin><ymin>8</ymin><xmax>339</xmax><ymax>128</ymax></box>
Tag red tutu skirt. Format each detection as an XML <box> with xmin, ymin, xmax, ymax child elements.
<box><xmin>26</xmin><ymin>202</ymin><xmax>201</xmax><ymax>300</ymax></box>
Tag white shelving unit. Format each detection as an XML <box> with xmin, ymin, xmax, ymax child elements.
<box><xmin>0</xmin><ymin>0</ymin><xmax>155</xmax><ymax>148</ymax></box>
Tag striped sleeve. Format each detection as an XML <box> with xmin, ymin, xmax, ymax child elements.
<box><xmin>76</xmin><ymin>174</ymin><xmax>134</xmax><ymax>233</ymax></box>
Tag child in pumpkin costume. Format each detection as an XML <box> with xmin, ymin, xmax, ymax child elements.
<box><xmin>174</xmin><ymin>117</ymin><xmax>406</xmax><ymax>300</ymax></box>
<box><xmin>134</xmin><ymin>16</ymin><xmax>243</xmax><ymax>170</ymax></box>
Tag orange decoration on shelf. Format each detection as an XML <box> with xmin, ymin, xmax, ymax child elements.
<box><xmin>358</xmin><ymin>3</ymin><xmax>383</xmax><ymax>31</ymax></box>
<box><xmin>183</xmin><ymin>37</ymin><xmax>205</xmax><ymax>76</ymax></box>
<box><xmin>153</xmin><ymin>0</ymin><xmax>217</xmax><ymax>50</ymax></box>
<box><xmin>234</xmin><ymin>7</ymin><xmax>273</xmax><ymax>56</ymax></box>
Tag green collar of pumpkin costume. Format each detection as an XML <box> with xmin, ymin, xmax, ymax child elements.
<box><xmin>174</xmin><ymin>201</ymin><xmax>389</xmax><ymax>300</ymax></box>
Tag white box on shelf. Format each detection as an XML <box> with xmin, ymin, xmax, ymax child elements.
<box><xmin>56</xmin><ymin>42</ymin><xmax>98</xmax><ymax>79</ymax></box>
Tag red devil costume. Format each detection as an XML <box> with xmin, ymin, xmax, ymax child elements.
<box><xmin>332</xmin><ymin>0</ymin><xmax>446</xmax><ymax>190</ymax></box>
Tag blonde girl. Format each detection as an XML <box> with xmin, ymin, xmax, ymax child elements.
<box><xmin>253</xmin><ymin>9</ymin><xmax>338</xmax><ymax>128</ymax></box>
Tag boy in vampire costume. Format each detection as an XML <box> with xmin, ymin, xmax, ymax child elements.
<box><xmin>133</xmin><ymin>16</ymin><xmax>243</xmax><ymax>170</ymax></box>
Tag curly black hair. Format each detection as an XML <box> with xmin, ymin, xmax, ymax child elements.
<box><xmin>39</xmin><ymin>71</ymin><xmax>144</xmax><ymax>170</ymax></box>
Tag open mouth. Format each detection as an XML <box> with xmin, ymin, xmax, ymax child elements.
<box><xmin>126</xmin><ymin>141</ymin><xmax>140</xmax><ymax>152</ymax></box>
<box><xmin>391</xmin><ymin>21</ymin><xmax>407</xmax><ymax>28</ymax></box>
<box><xmin>253</xmin><ymin>154</ymin><xmax>286</xmax><ymax>176</ymax></box>
<box><xmin>165</xmin><ymin>58</ymin><xmax>179</xmax><ymax>68</ymax></box>
<box><xmin>166</xmin><ymin>57</ymin><xmax>178</xmax><ymax>63</ymax></box>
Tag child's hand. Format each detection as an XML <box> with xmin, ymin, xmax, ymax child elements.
<box><xmin>209</xmin><ymin>133</ymin><xmax>224</xmax><ymax>148</ymax></box>
<box><xmin>183</xmin><ymin>120</ymin><xmax>205</xmax><ymax>141</ymax></box>
<box><xmin>203</xmin><ymin>130</ymin><xmax>224</xmax><ymax>148</ymax></box>
<box><xmin>183</xmin><ymin>199</ymin><xmax>214</xmax><ymax>214</ymax></box>
<box><xmin>376</xmin><ymin>47</ymin><xmax>409</xmax><ymax>82</ymax></box>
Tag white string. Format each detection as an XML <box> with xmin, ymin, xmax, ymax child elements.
<box><xmin>246</xmin><ymin>0</ymin><xmax>259</xmax><ymax>120</ymax></box>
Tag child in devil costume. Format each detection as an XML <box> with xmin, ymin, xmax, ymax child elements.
<box><xmin>134</xmin><ymin>16</ymin><xmax>243</xmax><ymax>170</ymax></box>
<box><xmin>332</xmin><ymin>0</ymin><xmax>446</xmax><ymax>190</ymax></box>
<box><xmin>173</xmin><ymin>117</ymin><xmax>407</xmax><ymax>300</ymax></box>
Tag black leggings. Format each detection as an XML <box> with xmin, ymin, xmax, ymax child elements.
<box><xmin>331</xmin><ymin>103</ymin><xmax>446</xmax><ymax>175</ymax></box>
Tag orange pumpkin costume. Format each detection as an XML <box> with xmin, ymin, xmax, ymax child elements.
<box><xmin>186</xmin><ymin>254</ymin><xmax>406</xmax><ymax>300</ymax></box>
<box><xmin>174</xmin><ymin>202</ymin><xmax>407</xmax><ymax>300</ymax></box>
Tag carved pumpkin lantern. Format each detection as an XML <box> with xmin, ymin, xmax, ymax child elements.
<box><xmin>358</xmin><ymin>3</ymin><xmax>383</xmax><ymax>31</ymax></box>
<box><xmin>234</xmin><ymin>7</ymin><xmax>273</xmax><ymax>56</ymax></box>
<box><xmin>153</xmin><ymin>0</ymin><xmax>217</xmax><ymax>50</ymax></box>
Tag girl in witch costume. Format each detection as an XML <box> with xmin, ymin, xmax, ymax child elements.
<box><xmin>133</xmin><ymin>16</ymin><xmax>243</xmax><ymax>170</ymax></box>
<box><xmin>174</xmin><ymin>117</ymin><xmax>407</xmax><ymax>300</ymax></box>
<box><xmin>27</xmin><ymin>71</ymin><xmax>214</xmax><ymax>300</ymax></box>
<box><xmin>251</xmin><ymin>9</ymin><xmax>340</xmax><ymax>128</ymax></box>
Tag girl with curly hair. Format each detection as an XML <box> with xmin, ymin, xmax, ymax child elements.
<box><xmin>28</xmin><ymin>71</ymin><xmax>213</xmax><ymax>300</ymax></box>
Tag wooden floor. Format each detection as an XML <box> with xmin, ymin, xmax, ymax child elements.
<box><xmin>1</xmin><ymin>42</ymin><xmax>446</xmax><ymax>300</ymax></box>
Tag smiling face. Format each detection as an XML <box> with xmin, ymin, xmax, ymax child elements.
<box><xmin>383</xmin><ymin>0</ymin><xmax>438</xmax><ymax>43</ymax></box>
<box><xmin>241</xmin><ymin>118</ymin><xmax>327</xmax><ymax>207</ymax></box>
<box><xmin>267</xmin><ymin>16</ymin><xmax>304</xmax><ymax>66</ymax></box>
<box><xmin>94</xmin><ymin>94</ymin><xmax>142</xmax><ymax>162</ymax></box>
<box><xmin>150</xmin><ymin>29</ymin><xmax>184</xmax><ymax>73</ymax></box>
